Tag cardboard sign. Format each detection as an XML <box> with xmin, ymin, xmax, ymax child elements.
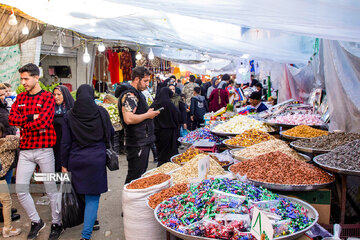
<box><xmin>198</xmin><ymin>155</ymin><xmax>210</xmax><ymax>179</ymax></box>
<box><xmin>250</xmin><ymin>207</ymin><xmax>274</xmax><ymax>240</ymax></box>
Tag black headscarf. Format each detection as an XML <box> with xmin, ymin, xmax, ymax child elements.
<box><xmin>67</xmin><ymin>85</ymin><xmax>104</xmax><ymax>148</ymax></box>
<box><xmin>54</xmin><ymin>85</ymin><xmax>74</xmax><ymax>115</ymax></box>
<box><xmin>151</xmin><ymin>87</ymin><xmax>180</xmax><ymax>129</ymax></box>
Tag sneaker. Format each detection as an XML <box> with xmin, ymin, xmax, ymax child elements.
<box><xmin>0</xmin><ymin>213</ymin><xmax>20</xmax><ymax>223</ymax></box>
<box><xmin>48</xmin><ymin>223</ymin><xmax>64</xmax><ymax>240</ymax></box>
<box><xmin>27</xmin><ymin>219</ymin><xmax>46</xmax><ymax>240</ymax></box>
<box><xmin>93</xmin><ymin>220</ymin><xmax>100</xmax><ymax>231</ymax></box>
<box><xmin>2</xmin><ymin>226</ymin><xmax>21</xmax><ymax>238</ymax></box>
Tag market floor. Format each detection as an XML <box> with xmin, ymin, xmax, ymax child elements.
<box><xmin>7</xmin><ymin>152</ymin><xmax>158</xmax><ymax>240</ymax></box>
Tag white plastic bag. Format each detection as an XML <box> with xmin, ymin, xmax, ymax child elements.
<box><xmin>122</xmin><ymin>177</ymin><xmax>172</xmax><ymax>240</ymax></box>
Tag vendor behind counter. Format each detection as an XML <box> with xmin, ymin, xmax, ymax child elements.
<box><xmin>249</xmin><ymin>91</ymin><xmax>268</xmax><ymax>113</ymax></box>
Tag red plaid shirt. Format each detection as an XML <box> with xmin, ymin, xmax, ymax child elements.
<box><xmin>9</xmin><ymin>90</ymin><xmax>56</xmax><ymax>149</ymax></box>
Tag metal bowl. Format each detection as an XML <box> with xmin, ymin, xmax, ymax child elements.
<box><xmin>289</xmin><ymin>142</ymin><xmax>330</xmax><ymax>154</ymax></box>
<box><xmin>229</xmin><ymin>149</ymin><xmax>310</xmax><ymax>162</ymax></box>
<box><xmin>313</xmin><ymin>154</ymin><xmax>360</xmax><ymax>176</ymax></box>
<box><xmin>265</xmin><ymin>121</ymin><xmax>328</xmax><ymax>130</ymax></box>
<box><xmin>280</xmin><ymin>132</ymin><xmax>315</xmax><ymax>141</ymax></box>
<box><xmin>222</xmin><ymin>139</ymin><xmax>246</xmax><ymax>149</ymax></box>
<box><xmin>154</xmin><ymin>196</ymin><xmax>319</xmax><ymax>240</ymax></box>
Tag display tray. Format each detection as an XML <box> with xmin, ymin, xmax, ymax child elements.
<box><xmin>313</xmin><ymin>155</ymin><xmax>360</xmax><ymax>176</ymax></box>
<box><xmin>222</xmin><ymin>139</ymin><xmax>246</xmax><ymax>149</ymax></box>
<box><xmin>154</xmin><ymin>196</ymin><xmax>319</xmax><ymax>240</ymax></box>
<box><xmin>229</xmin><ymin>149</ymin><xmax>311</xmax><ymax>162</ymax></box>
<box><xmin>178</xmin><ymin>139</ymin><xmax>193</xmax><ymax>147</ymax></box>
<box><xmin>265</xmin><ymin>121</ymin><xmax>328</xmax><ymax>130</ymax></box>
<box><xmin>279</xmin><ymin>131</ymin><xmax>315</xmax><ymax>141</ymax></box>
<box><xmin>170</xmin><ymin>153</ymin><xmax>233</xmax><ymax>169</ymax></box>
<box><xmin>229</xmin><ymin>166</ymin><xmax>334</xmax><ymax>191</ymax></box>
<box><xmin>289</xmin><ymin>142</ymin><xmax>330</xmax><ymax>154</ymax></box>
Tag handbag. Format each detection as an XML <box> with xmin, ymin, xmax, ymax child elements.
<box><xmin>106</xmin><ymin>141</ymin><xmax>119</xmax><ymax>171</ymax></box>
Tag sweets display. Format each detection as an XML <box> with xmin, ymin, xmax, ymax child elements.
<box><xmin>230</xmin><ymin>151</ymin><xmax>334</xmax><ymax>185</ymax></box>
<box><xmin>127</xmin><ymin>173</ymin><xmax>171</xmax><ymax>189</ymax></box>
<box><xmin>225</xmin><ymin>129</ymin><xmax>274</xmax><ymax>147</ymax></box>
<box><xmin>172</xmin><ymin>147</ymin><xmax>229</xmax><ymax>167</ymax></box>
<box><xmin>315</xmin><ymin>140</ymin><xmax>360</xmax><ymax>171</ymax></box>
<box><xmin>233</xmin><ymin>139</ymin><xmax>308</xmax><ymax>162</ymax></box>
<box><xmin>268</xmin><ymin>113</ymin><xmax>324</xmax><ymax>126</ymax></box>
<box><xmin>156</xmin><ymin>178</ymin><xmax>314</xmax><ymax>239</ymax></box>
<box><xmin>148</xmin><ymin>183</ymin><xmax>189</xmax><ymax>209</ymax></box>
<box><xmin>292</xmin><ymin>132</ymin><xmax>360</xmax><ymax>151</ymax></box>
<box><xmin>178</xmin><ymin>127</ymin><xmax>222</xmax><ymax>144</ymax></box>
<box><xmin>282</xmin><ymin>125</ymin><xmax>328</xmax><ymax>138</ymax></box>
<box><xmin>144</xmin><ymin>162</ymin><xmax>180</xmax><ymax>177</ymax></box>
<box><xmin>213</xmin><ymin>115</ymin><xmax>274</xmax><ymax>134</ymax></box>
<box><xmin>171</xmin><ymin>154</ymin><xmax>226</xmax><ymax>184</ymax></box>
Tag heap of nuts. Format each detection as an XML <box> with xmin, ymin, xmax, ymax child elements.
<box><xmin>292</xmin><ymin>132</ymin><xmax>360</xmax><ymax>151</ymax></box>
<box><xmin>172</xmin><ymin>147</ymin><xmax>228</xmax><ymax>167</ymax></box>
<box><xmin>148</xmin><ymin>183</ymin><xmax>189</xmax><ymax>209</ymax></box>
<box><xmin>225</xmin><ymin>129</ymin><xmax>274</xmax><ymax>147</ymax></box>
<box><xmin>127</xmin><ymin>173</ymin><xmax>171</xmax><ymax>189</ymax></box>
<box><xmin>282</xmin><ymin>125</ymin><xmax>328</xmax><ymax>138</ymax></box>
<box><xmin>144</xmin><ymin>162</ymin><xmax>180</xmax><ymax>177</ymax></box>
<box><xmin>230</xmin><ymin>151</ymin><xmax>334</xmax><ymax>185</ymax></box>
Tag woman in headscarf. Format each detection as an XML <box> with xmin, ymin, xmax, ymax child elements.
<box><xmin>207</xmin><ymin>77</ymin><xmax>219</xmax><ymax>99</ymax></box>
<box><xmin>61</xmin><ymin>85</ymin><xmax>113</xmax><ymax>240</ymax></box>
<box><xmin>53</xmin><ymin>85</ymin><xmax>74</xmax><ymax>173</ymax></box>
<box><xmin>150</xmin><ymin>87</ymin><xmax>180</xmax><ymax>167</ymax></box>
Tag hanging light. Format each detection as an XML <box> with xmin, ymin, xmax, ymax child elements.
<box><xmin>83</xmin><ymin>43</ymin><xmax>91</xmax><ymax>63</ymax></box>
<box><xmin>136</xmin><ymin>51</ymin><xmax>142</xmax><ymax>60</ymax></box>
<box><xmin>148</xmin><ymin>48</ymin><xmax>154</xmax><ymax>60</ymax></box>
<box><xmin>9</xmin><ymin>9</ymin><xmax>18</xmax><ymax>26</ymax></box>
<box><xmin>58</xmin><ymin>43</ymin><xmax>64</xmax><ymax>54</ymax></box>
<box><xmin>98</xmin><ymin>42</ymin><xmax>105</xmax><ymax>52</ymax></box>
<box><xmin>22</xmin><ymin>25</ymin><xmax>29</xmax><ymax>35</ymax></box>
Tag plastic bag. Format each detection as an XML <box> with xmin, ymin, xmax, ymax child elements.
<box><xmin>213</xmin><ymin>190</ymin><xmax>247</xmax><ymax>214</ymax></box>
<box><xmin>61</xmin><ymin>183</ymin><xmax>85</xmax><ymax>228</ymax></box>
<box><xmin>273</xmin><ymin>219</ymin><xmax>293</xmax><ymax>237</ymax></box>
<box><xmin>180</xmin><ymin>126</ymin><xmax>190</xmax><ymax>137</ymax></box>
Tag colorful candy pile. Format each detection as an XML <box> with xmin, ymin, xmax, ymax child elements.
<box><xmin>230</xmin><ymin>151</ymin><xmax>334</xmax><ymax>185</ymax></box>
<box><xmin>179</xmin><ymin>127</ymin><xmax>222</xmax><ymax>144</ymax></box>
<box><xmin>225</xmin><ymin>129</ymin><xmax>274</xmax><ymax>147</ymax></box>
<box><xmin>268</xmin><ymin>113</ymin><xmax>323</xmax><ymax>126</ymax></box>
<box><xmin>282</xmin><ymin>125</ymin><xmax>328</xmax><ymax>138</ymax></box>
<box><xmin>213</xmin><ymin>115</ymin><xmax>274</xmax><ymax>134</ymax></box>
<box><xmin>156</xmin><ymin>178</ymin><xmax>314</xmax><ymax>239</ymax></box>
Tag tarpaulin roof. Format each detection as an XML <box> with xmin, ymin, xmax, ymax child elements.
<box><xmin>2</xmin><ymin>0</ymin><xmax>360</xmax><ymax>64</ymax></box>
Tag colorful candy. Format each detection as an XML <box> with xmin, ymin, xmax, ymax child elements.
<box><xmin>268</xmin><ymin>113</ymin><xmax>324</xmax><ymax>126</ymax></box>
<box><xmin>179</xmin><ymin>127</ymin><xmax>222</xmax><ymax>144</ymax></box>
<box><xmin>156</xmin><ymin>178</ymin><xmax>314</xmax><ymax>239</ymax></box>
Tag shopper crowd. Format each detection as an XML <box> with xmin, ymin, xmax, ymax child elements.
<box><xmin>0</xmin><ymin>64</ymin><xmax>269</xmax><ymax>240</ymax></box>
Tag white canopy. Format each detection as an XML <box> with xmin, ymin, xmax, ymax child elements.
<box><xmin>3</xmin><ymin>0</ymin><xmax>360</xmax><ymax>64</ymax></box>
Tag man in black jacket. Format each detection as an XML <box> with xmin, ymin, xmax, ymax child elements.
<box><xmin>190</xmin><ymin>87</ymin><xmax>208</xmax><ymax>130</ymax></box>
<box><xmin>115</xmin><ymin>67</ymin><xmax>160</xmax><ymax>183</ymax></box>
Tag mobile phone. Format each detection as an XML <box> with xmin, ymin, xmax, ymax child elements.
<box><xmin>155</xmin><ymin>107</ymin><xmax>164</xmax><ymax>111</ymax></box>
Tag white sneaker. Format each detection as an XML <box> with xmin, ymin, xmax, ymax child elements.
<box><xmin>2</xmin><ymin>227</ymin><xmax>21</xmax><ymax>238</ymax></box>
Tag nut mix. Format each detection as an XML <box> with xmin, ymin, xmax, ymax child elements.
<box><xmin>282</xmin><ymin>125</ymin><xmax>328</xmax><ymax>138</ymax></box>
<box><xmin>315</xmin><ymin>139</ymin><xmax>360</xmax><ymax>171</ymax></box>
<box><xmin>127</xmin><ymin>173</ymin><xmax>171</xmax><ymax>189</ymax></box>
<box><xmin>230</xmin><ymin>151</ymin><xmax>334</xmax><ymax>185</ymax></box>
<box><xmin>171</xmin><ymin>154</ymin><xmax>226</xmax><ymax>184</ymax></box>
<box><xmin>144</xmin><ymin>162</ymin><xmax>180</xmax><ymax>177</ymax></box>
<box><xmin>234</xmin><ymin>139</ymin><xmax>308</xmax><ymax>162</ymax></box>
<box><xmin>172</xmin><ymin>147</ymin><xmax>229</xmax><ymax>167</ymax></box>
<box><xmin>213</xmin><ymin>115</ymin><xmax>274</xmax><ymax>134</ymax></box>
<box><xmin>148</xmin><ymin>183</ymin><xmax>189</xmax><ymax>209</ymax></box>
<box><xmin>225</xmin><ymin>129</ymin><xmax>274</xmax><ymax>147</ymax></box>
<box><xmin>292</xmin><ymin>132</ymin><xmax>360</xmax><ymax>151</ymax></box>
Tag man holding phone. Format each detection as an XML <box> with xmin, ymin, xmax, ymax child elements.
<box><xmin>115</xmin><ymin>66</ymin><xmax>160</xmax><ymax>183</ymax></box>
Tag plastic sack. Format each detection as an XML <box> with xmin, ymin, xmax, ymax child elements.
<box><xmin>61</xmin><ymin>183</ymin><xmax>85</xmax><ymax>229</ymax></box>
<box><xmin>180</xmin><ymin>126</ymin><xmax>190</xmax><ymax>137</ymax></box>
<box><xmin>122</xmin><ymin>176</ymin><xmax>172</xmax><ymax>240</ymax></box>
<box><xmin>273</xmin><ymin>219</ymin><xmax>293</xmax><ymax>237</ymax></box>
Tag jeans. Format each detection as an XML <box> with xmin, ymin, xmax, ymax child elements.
<box><xmin>82</xmin><ymin>194</ymin><xmax>100</xmax><ymax>239</ymax></box>
<box><xmin>5</xmin><ymin>169</ymin><xmax>13</xmax><ymax>185</ymax></box>
<box><xmin>16</xmin><ymin>148</ymin><xmax>61</xmax><ymax>224</ymax></box>
<box><xmin>125</xmin><ymin>145</ymin><xmax>151</xmax><ymax>184</ymax></box>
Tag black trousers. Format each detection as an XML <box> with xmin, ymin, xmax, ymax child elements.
<box><xmin>125</xmin><ymin>144</ymin><xmax>151</xmax><ymax>184</ymax></box>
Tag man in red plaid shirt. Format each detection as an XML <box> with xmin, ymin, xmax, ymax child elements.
<box><xmin>9</xmin><ymin>64</ymin><xmax>63</xmax><ymax>240</ymax></box>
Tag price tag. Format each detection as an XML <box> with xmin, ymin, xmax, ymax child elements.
<box><xmin>198</xmin><ymin>155</ymin><xmax>210</xmax><ymax>179</ymax></box>
<box><xmin>250</xmin><ymin>207</ymin><xmax>274</xmax><ymax>240</ymax></box>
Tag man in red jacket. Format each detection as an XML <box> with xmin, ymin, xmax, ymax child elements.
<box><xmin>9</xmin><ymin>64</ymin><xmax>63</xmax><ymax>240</ymax></box>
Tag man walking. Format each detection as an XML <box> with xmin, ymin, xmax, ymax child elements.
<box><xmin>9</xmin><ymin>63</ymin><xmax>63</xmax><ymax>240</ymax></box>
<box><xmin>115</xmin><ymin>66</ymin><xmax>160</xmax><ymax>183</ymax></box>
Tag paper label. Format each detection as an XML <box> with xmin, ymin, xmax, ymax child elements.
<box><xmin>250</xmin><ymin>207</ymin><xmax>274</xmax><ymax>240</ymax></box>
<box><xmin>198</xmin><ymin>155</ymin><xmax>210</xmax><ymax>179</ymax></box>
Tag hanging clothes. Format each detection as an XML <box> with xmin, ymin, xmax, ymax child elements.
<box><xmin>106</xmin><ymin>50</ymin><xmax>120</xmax><ymax>84</ymax></box>
<box><xmin>120</xmin><ymin>51</ymin><xmax>133</xmax><ymax>81</ymax></box>
<box><xmin>118</xmin><ymin>52</ymin><xmax>124</xmax><ymax>83</ymax></box>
